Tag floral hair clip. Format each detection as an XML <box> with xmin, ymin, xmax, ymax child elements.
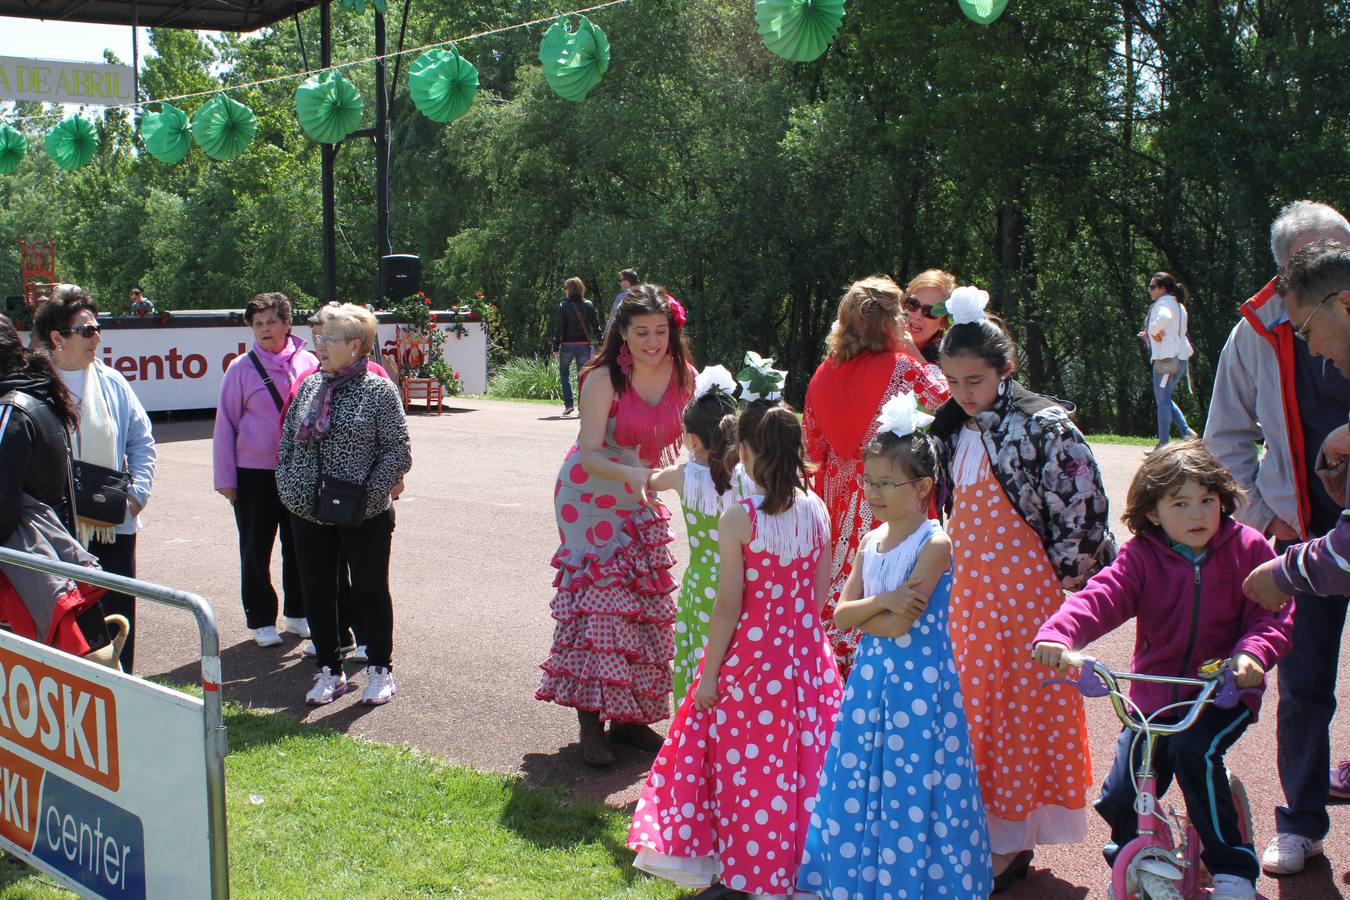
<box><xmin>693</xmin><ymin>364</ymin><xmax>737</xmax><ymax>402</ymax></box>
<box><xmin>876</xmin><ymin>391</ymin><xmax>933</xmax><ymax>438</ymax></box>
<box><xmin>941</xmin><ymin>286</ymin><xmax>990</xmax><ymax>325</ymax></box>
<box><xmin>667</xmin><ymin>295</ymin><xmax>688</xmax><ymax>328</ymax></box>
<box><xmin>737</xmin><ymin>350</ymin><xmax>787</xmax><ymax>402</ymax></box>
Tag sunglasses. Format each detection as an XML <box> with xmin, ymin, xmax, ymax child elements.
<box><xmin>902</xmin><ymin>298</ymin><xmax>942</xmax><ymax>320</ymax></box>
<box><xmin>58</xmin><ymin>324</ymin><xmax>100</xmax><ymax>338</ymax></box>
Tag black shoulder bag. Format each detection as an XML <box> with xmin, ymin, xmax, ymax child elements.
<box><xmin>248</xmin><ymin>351</ymin><xmax>285</xmax><ymax>413</ymax></box>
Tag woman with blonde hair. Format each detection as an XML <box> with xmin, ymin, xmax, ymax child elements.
<box><xmin>277</xmin><ymin>303</ymin><xmax>411</xmax><ymax>707</ymax></box>
<box><xmin>803</xmin><ymin>275</ymin><xmax>949</xmax><ymax>676</ymax></box>
<box><xmin>903</xmin><ymin>268</ymin><xmax>958</xmax><ymax>365</ymax></box>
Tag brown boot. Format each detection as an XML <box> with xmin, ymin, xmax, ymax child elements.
<box><xmin>609</xmin><ymin>721</ymin><xmax>666</xmax><ymax>752</ymax></box>
<box><xmin>577</xmin><ymin>710</ymin><xmax>615</xmax><ymax>766</ymax></box>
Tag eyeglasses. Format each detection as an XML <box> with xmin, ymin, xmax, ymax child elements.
<box><xmin>58</xmin><ymin>324</ymin><xmax>100</xmax><ymax>338</ymax></box>
<box><xmin>902</xmin><ymin>298</ymin><xmax>942</xmax><ymax>320</ymax></box>
<box><xmin>1295</xmin><ymin>292</ymin><xmax>1340</xmax><ymax>342</ymax></box>
<box><xmin>856</xmin><ymin>474</ymin><xmax>926</xmax><ymax>493</ymax></box>
<box><xmin>312</xmin><ymin>334</ymin><xmax>354</xmax><ymax>348</ymax></box>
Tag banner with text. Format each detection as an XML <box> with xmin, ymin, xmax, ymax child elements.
<box><xmin>0</xmin><ymin>57</ymin><xmax>134</xmax><ymax>106</ymax></box>
<box><xmin>0</xmin><ymin>630</ymin><xmax>212</xmax><ymax>898</ymax></box>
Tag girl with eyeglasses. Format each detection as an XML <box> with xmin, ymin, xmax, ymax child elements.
<box><xmin>1143</xmin><ymin>271</ymin><xmax>1197</xmax><ymax>449</ymax></box>
<box><xmin>802</xmin><ymin>275</ymin><xmax>949</xmax><ymax>677</ymax></box>
<box><xmin>31</xmin><ymin>284</ymin><xmax>157</xmax><ymax>673</ymax></box>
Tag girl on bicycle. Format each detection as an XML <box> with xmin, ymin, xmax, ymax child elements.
<box><xmin>1033</xmin><ymin>439</ymin><xmax>1294</xmax><ymax>900</ymax></box>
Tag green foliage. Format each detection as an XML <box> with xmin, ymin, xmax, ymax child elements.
<box><xmin>487</xmin><ymin>355</ymin><xmax>567</xmax><ymax>401</ymax></box>
<box><xmin>0</xmin><ymin>0</ymin><xmax>1347</xmax><ymax>434</ymax></box>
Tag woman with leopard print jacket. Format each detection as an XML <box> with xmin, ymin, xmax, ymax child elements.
<box><xmin>277</xmin><ymin>303</ymin><xmax>411</xmax><ymax>709</ymax></box>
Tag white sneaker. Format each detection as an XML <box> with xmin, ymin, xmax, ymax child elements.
<box><xmin>251</xmin><ymin>626</ymin><xmax>283</xmax><ymax>647</ymax></box>
<box><xmin>1211</xmin><ymin>874</ymin><xmax>1257</xmax><ymax>899</ymax></box>
<box><xmin>301</xmin><ymin>639</ymin><xmax>356</xmax><ymax>659</ymax></box>
<box><xmin>1261</xmin><ymin>832</ymin><xmax>1324</xmax><ymax>875</ymax></box>
<box><xmin>305</xmin><ymin>667</ymin><xmax>349</xmax><ymax>706</ymax></box>
<box><xmin>280</xmin><ymin>616</ymin><xmax>311</xmax><ymax>638</ymax></box>
<box><xmin>361</xmin><ymin>666</ymin><xmax>396</xmax><ymax>705</ymax></box>
<box><xmin>350</xmin><ymin>645</ymin><xmax>368</xmax><ymax>663</ymax></box>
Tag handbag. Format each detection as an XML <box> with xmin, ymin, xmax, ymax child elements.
<box><xmin>313</xmin><ymin>473</ymin><xmax>369</xmax><ymax>528</ymax></box>
<box><xmin>71</xmin><ymin>459</ymin><xmax>132</xmax><ymax>528</ymax></box>
<box><xmin>1152</xmin><ymin>357</ymin><xmax>1181</xmax><ymax>376</ymax></box>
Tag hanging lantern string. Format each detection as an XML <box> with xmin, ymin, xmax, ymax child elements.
<box><xmin>5</xmin><ymin>0</ymin><xmax>629</xmax><ymax>124</ymax></box>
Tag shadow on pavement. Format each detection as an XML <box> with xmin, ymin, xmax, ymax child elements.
<box><xmin>1269</xmin><ymin>854</ymin><xmax>1342</xmax><ymax>899</ymax></box>
<box><xmin>149</xmin><ymin>411</ymin><xmax>215</xmax><ymax>443</ymax></box>
<box><xmin>499</xmin><ymin>778</ymin><xmax>642</xmax><ymax>884</ymax></box>
<box><xmin>1005</xmin><ymin>867</ymin><xmax>1090</xmax><ymax>899</ymax></box>
<box><xmin>518</xmin><ymin>743</ymin><xmax>655</xmax><ymax>808</ymax></box>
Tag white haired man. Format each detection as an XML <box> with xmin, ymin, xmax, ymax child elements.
<box><xmin>1205</xmin><ymin>200</ymin><xmax>1350</xmax><ymax>876</ymax></box>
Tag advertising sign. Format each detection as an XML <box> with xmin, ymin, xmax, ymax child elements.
<box><xmin>93</xmin><ymin>320</ymin><xmax>487</xmax><ymax>412</ymax></box>
<box><xmin>0</xmin><ymin>57</ymin><xmax>134</xmax><ymax>106</ymax></box>
<box><xmin>0</xmin><ymin>631</ymin><xmax>212</xmax><ymax>898</ymax></box>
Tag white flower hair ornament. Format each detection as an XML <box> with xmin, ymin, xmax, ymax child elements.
<box><xmin>876</xmin><ymin>391</ymin><xmax>934</xmax><ymax>438</ymax></box>
<box><xmin>693</xmin><ymin>364</ymin><xmax>738</xmax><ymax>402</ymax></box>
<box><xmin>944</xmin><ymin>286</ymin><xmax>990</xmax><ymax>325</ymax></box>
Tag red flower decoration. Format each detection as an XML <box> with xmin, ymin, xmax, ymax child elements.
<box><xmin>475</xmin><ymin>290</ymin><xmax>484</xmax><ymax>298</ymax></box>
<box><xmin>430</xmin><ymin>313</ymin><xmax>438</xmax><ymax>324</ymax></box>
<box><xmin>424</xmin><ymin>298</ymin><xmax>432</xmax><ymax>306</ymax></box>
<box><xmin>666</xmin><ymin>295</ymin><xmax>687</xmax><ymax>327</ymax></box>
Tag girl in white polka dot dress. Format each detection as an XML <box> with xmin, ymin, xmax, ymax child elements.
<box><xmin>629</xmin><ymin>399</ymin><xmax>843</xmax><ymax>899</ymax></box>
<box><xmin>930</xmin><ymin>287</ymin><xmax>1115</xmax><ymax>891</ymax></box>
<box><xmin>799</xmin><ymin>392</ymin><xmax>993</xmax><ymax>898</ymax></box>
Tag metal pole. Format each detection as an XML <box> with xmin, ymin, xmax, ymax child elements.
<box><xmin>374</xmin><ymin>10</ymin><xmax>391</xmax><ymax>303</ymax></box>
<box><xmin>321</xmin><ymin>0</ymin><xmax>338</xmax><ymax>304</ymax></box>
<box><xmin>0</xmin><ymin>546</ymin><xmax>230</xmax><ymax>898</ymax></box>
<box><xmin>130</xmin><ymin>2</ymin><xmax>140</xmax><ymax>108</ymax></box>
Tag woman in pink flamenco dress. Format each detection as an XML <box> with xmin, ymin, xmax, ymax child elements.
<box><xmin>630</xmin><ymin>397</ymin><xmax>843</xmax><ymax>898</ymax></box>
<box><xmin>536</xmin><ymin>286</ymin><xmax>695</xmax><ymax>766</ymax></box>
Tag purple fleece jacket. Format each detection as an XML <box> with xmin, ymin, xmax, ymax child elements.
<box><xmin>1274</xmin><ymin>469</ymin><xmax>1350</xmax><ymax>597</ymax></box>
<box><xmin>1034</xmin><ymin>517</ymin><xmax>1293</xmax><ymax>719</ymax></box>
<box><xmin>212</xmin><ymin>335</ymin><xmax>318</xmax><ymax>489</ymax></box>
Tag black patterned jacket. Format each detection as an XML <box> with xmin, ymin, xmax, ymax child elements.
<box><xmin>276</xmin><ymin>372</ymin><xmax>412</xmax><ymax>525</ymax></box>
<box><xmin>931</xmin><ymin>379</ymin><xmax>1117</xmax><ymax>586</ymax></box>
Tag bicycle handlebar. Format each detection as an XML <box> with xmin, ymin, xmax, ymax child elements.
<box><xmin>1050</xmin><ymin>652</ymin><xmax>1255</xmax><ymax>735</ymax></box>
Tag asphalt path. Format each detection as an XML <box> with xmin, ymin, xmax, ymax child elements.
<box><xmin>132</xmin><ymin>398</ymin><xmax>1350</xmax><ymax>899</ymax></box>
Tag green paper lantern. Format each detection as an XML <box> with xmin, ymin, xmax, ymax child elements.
<box><xmin>191</xmin><ymin>94</ymin><xmax>257</xmax><ymax>161</ymax></box>
<box><xmin>295</xmin><ymin>70</ymin><xmax>364</xmax><ymax>144</ymax></box>
<box><xmin>539</xmin><ymin>16</ymin><xmax>610</xmax><ymax>102</ymax></box>
<box><xmin>408</xmin><ymin>48</ymin><xmax>479</xmax><ymax>124</ymax></box>
<box><xmin>0</xmin><ymin>125</ymin><xmax>27</xmax><ymax>175</ymax></box>
<box><xmin>338</xmin><ymin>0</ymin><xmax>387</xmax><ymax>13</ymax></box>
<box><xmin>957</xmin><ymin>0</ymin><xmax>1009</xmax><ymax>23</ymax></box>
<box><xmin>44</xmin><ymin>117</ymin><xmax>98</xmax><ymax>172</ymax></box>
<box><xmin>141</xmin><ymin>103</ymin><xmax>192</xmax><ymax>164</ymax></box>
<box><xmin>755</xmin><ymin>0</ymin><xmax>846</xmax><ymax>63</ymax></box>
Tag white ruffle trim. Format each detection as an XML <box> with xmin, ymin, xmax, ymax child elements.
<box><xmin>860</xmin><ymin>519</ymin><xmax>941</xmax><ymax>595</ymax></box>
<box><xmin>987</xmin><ymin>804</ymin><xmax>1088</xmax><ymax>855</ymax></box>
<box><xmin>747</xmin><ymin>491</ymin><xmax>830</xmax><ymax>560</ymax></box>
<box><xmin>631</xmin><ymin>848</ymin><xmax>716</xmax><ymax>888</ymax></box>
<box><xmin>953</xmin><ymin>426</ymin><xmax>988</xmax><ymax>488</ymax></box>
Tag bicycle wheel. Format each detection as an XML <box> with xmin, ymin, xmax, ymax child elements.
<box><xmin>1135</xmin><ymin>869</ymin><xmax>1185</xmax><ymax>900</ymax></box>
<box><xmin>1230</xmin><ymin>774</ymin><xmax>1254</xmax><ymax>844</ymax></box>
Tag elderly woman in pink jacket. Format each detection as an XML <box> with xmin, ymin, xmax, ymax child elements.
<box><xmin>213</xmin><ymin>293</ymin><xmax>319</xmax><ymax>648</ymax></box>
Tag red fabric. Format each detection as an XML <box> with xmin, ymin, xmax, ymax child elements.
<box><xmin>805</xmin><ymin>352</ymin><xmax>907</xmax><ymax>469</ymax></box>
<box><xmin>0</xmin><ymin>571</ymin><xmax>104</xmax><ymax>657</ymax></box>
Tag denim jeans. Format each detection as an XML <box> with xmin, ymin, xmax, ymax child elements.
<box><xmin>1272</xmin><ymin>554</ymin><xmax>1350</xmax><ymax>841</ymax></box>
<box><xmin>559</xmin><ymin>343</ymin><xmax>591</xmax><ymax>408</ymax></box>
<box><xmin>1152</xmin><ymin>357</ymin><xmax>1192</xmax><ymax>444</ymax></box>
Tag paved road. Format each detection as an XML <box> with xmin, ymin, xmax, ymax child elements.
<box><xmin>133</xmin><ymin>399</ymin><xmax>1349</xmax><ymax>898</ymax></box>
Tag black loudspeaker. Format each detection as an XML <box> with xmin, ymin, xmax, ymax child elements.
<box><xmin>382</xmin><ymin>254</ymin><xmax>421</xmax><ymax>300</ymax></box>
<box><xmin>4</xmin><ymin>296</ymin><xmax>23</xmax><ymax>312</ymax></box>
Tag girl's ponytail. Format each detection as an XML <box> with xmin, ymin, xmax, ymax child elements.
<box><xmin>742</xmin><ymin>404</ymin><xmax>812</xmax><ymax>516</ymax></box>
<box><xmin>708</xmin><ymin>412</ymin><xmax>739</xmax><ymax>495</ymax></box>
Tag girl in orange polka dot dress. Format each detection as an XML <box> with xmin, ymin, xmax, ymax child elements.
<box><xmin>929</xmin><ymin>286</ymin><xmax>1117</xmax><ymax>890</ymax></box>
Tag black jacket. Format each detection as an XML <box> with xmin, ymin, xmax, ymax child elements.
<box><xmin>554</xmin><ymin>298</ymin><xmax>602</xmax><ymax>348</ymax></box>
<box><xmin>0</xmin><ymin>381</ymin><xmax>75</xmax><ymax>543</ymax></box>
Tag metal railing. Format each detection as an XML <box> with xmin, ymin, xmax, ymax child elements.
<box><xmin>0</xmin><ymin>545</ymin><xmax>229</xmax><ymax>899</ymax></box>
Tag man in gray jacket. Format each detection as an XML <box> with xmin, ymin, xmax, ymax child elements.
<box><xmin>1205</xmin><ymin>200</ymin><xmax>1350</xmax><ymax>876</ymax></box>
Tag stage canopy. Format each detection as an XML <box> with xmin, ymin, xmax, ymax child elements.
<box><xmin>0</xmin><ymin>0</ymin><xmax>321</xmax><ymax>33</ymax></box>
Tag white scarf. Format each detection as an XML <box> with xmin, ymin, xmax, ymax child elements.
<box><xmin>70</xmin><ymin>363</ymin><xmax>121</xmax><ymax>546</ymax></box>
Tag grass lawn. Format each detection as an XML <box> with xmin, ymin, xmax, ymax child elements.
<box><xmin>0</xmin><ymin>702</ymin><xmax>681</xmax><ymax>899</ymax></box>
<box><xmin>1083</xmin><ymin>433</ymin><xmax>1155</xmax><ymax>447</ymax></box>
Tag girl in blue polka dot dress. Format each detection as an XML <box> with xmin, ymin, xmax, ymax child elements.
<box><xmin>799</xmin><ymin>393</ymin><xmax>992</xmax><ymax>898</ymax></box>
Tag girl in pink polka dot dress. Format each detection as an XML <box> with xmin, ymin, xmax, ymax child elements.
<box><xmin>930</xmin><ymin>287</ymin><xmax>1116</xmax><ymax>890</ymax></box>
<box><xmin>536</xmin><ymin>286</ymin><xmax>695</xmax><ymax>767</ymax></box>
<box><xmin>629</xmin><ymin>399</ymin><xmax>843</xmax><ymax>898</ymax></box>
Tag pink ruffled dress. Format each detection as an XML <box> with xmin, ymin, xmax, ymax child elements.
<box><xmin>536</xmin><ymin>368</ymin><xmax>693</xmax><ymax>724</ymax></box>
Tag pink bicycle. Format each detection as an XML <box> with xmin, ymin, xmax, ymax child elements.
<box><xmin>1048</xmin><ymin>653</ymin><xmax>1255</xmax><ymax>900</ymax></box>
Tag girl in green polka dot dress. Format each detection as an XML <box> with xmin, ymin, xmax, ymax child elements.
<box><xmin>648</xmin><ymin>366</ymin><xmax>757</xmax><ymax>700</ymax></box>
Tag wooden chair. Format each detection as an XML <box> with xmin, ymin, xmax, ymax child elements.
<box><xmin>401</xmin><ymin>376</ymin><xmax>444</xmax><ymax>414</ymax></box>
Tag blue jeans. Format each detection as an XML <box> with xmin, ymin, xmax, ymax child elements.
<box><xmin>1096</xmin><ymin>703</ymin><xmax>1258</xmax><ymax>881</ymax></box>
<box><xmin>1152</xmin><ymin>357</ymin><xmax>1193</xmax><ymax>444</ymax></box>
<box><xmin>1273</xmin><ymin>558</ymin><xmax>1350</xmax><ymax>841</ymax></box>
<box><xmin>559</xmin><ymin>344</ymin><xmax>591</xmax><ymax>409</ymax></box>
